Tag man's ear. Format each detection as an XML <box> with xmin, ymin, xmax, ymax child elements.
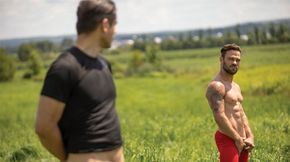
<box><xmin>101</xmin><ymin>18</ymin><xmax>110</xmax><ymax>33</ymax></box>
<box><xmin>219</xmin><ymin>56</ymin><xmax>223</xmax><ymax>62</ymax></box>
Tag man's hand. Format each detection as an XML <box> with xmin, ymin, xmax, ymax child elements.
<box><xmin>235</xmin><ymin>138</ymin><xmax>246</xmax><ymax>154</ymax></box>
<box><xmin>244</xmin><ymin>137</ymin><xmax>255</xmax><ymax>152</ymax></box>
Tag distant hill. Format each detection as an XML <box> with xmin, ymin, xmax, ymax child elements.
<box><xmin>1</xmin><ymin>18</ymin><xmax>290</xmax><ymax>49</ymax></box>
<box><xmin>128</xmin><ymin>18</ymin><xmax>290</xmax><ymax>39</ymax></box>
<box><xmin>0</xmin><ymin>35</ymin><xmax>76</xmax><ymax>49</ymax></box>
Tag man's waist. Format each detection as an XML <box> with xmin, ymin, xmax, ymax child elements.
<box><xmin>66</xmin><ymin>140</ymin><xmax>123</xmax><ymax>153</ymax></box>
<box><xmin>67</xmin><ymin>146</ymin><xmax>123</xmax><ymax>162</ymax></box>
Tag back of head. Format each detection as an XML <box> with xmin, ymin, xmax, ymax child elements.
<box><xmin>220</xmin><ymin>44</ymin><xmax>241</xmax><ymax>58</ymax></box>
<box><xmin>76</xmin><ymin>0</ymin><xmax>116</xmax><ymax>35</ymax></box>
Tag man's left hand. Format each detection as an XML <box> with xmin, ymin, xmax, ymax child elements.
<box><xmin>243</xmin><ymin>137</ymin><xmax>255</xmax><ymax>152</ymax></box>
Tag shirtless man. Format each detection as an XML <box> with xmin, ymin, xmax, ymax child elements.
<box><xmin>205</xmin><ymin>44</ymin><xmax>254</xmax><ymax>162</ymax></box>
<box><xmin>35</xmin><ymin>0</ymin><xmax>124</xmax><ymax>162</ymax></box>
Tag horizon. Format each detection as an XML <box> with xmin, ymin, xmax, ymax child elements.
<box><xmin>1</xmin><ymin>0</ymin><xmax>290</xmax><ymax>40</ymax></box>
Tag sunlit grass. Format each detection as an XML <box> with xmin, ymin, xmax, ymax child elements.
<box><xmin>0</xmin><ymin>43</ymin><xmax>289</xmax><ymax>161</ymax></box>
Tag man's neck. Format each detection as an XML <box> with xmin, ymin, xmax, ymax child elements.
<box><xmin>219</xmin><ymin>70</ymin><xmax>234</xmax><ymax>82</ymax></box>
<box><xmin>75</xmin><ymin>34</ymin><xmax>101</xmax><ymax>58</ymax></box>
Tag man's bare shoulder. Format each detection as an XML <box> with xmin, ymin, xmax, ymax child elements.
<box><xmin>206</xmin><ymin>80</ymin><xmax>226</xmax><ymax>99</ymax></box>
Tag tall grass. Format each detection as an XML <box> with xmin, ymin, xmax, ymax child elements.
<box><xmin>0</xmin><ymin>43</ymin><xmax>289</xmax><ymax>161</ymax></box>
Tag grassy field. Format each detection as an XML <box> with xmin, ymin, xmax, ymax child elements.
<box><xmin>0</xmin><ymin>43</ymin><xmax>289</xmax><ymax>161</ymax></box>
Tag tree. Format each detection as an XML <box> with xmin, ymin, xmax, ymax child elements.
<box><xmin>247</xmin><ymin>32</ymin><xmax>256</xmax><ymax>45</ymax></box>
<box><xmin>235</xmin><ymin>24</ymin><xmax>241</xmax><ymax>39</ymax></box>
<box><xmin>132</xmin><ymin>40</ymin><xmax>146</xmax><ymax>51</ymax></box>
<box><xmin>277</xmin><ymin>24</ymin><xmax>290</xmax><ymax>42</ymax></box>
<box><xmin>61</xmin><ymin>38</ymin><xmax>74</xmax><ymax>51</ymax></box>
<box><xmin>254</xmin><ymin>26</ymin><xmax>261</xmax><ymax>44</ymax></box>
<box><xmin>269</xmin><ymin>23</ymin><xmax>277</xmax><ymax>43</ymax></box>
<box><xmin>223</xmin><ymin>32</ymin><xmax>239</xmax><ymax>44</ymax></box>
<box><xmin>129</xmin><ymin>50</ymin><xmax>145</xmax><ymax>69</ymax></box>
<box><xmin>29</xmin><ymin>50</ymin><xmax>43</xmax><ymax>75</ymax></box>
<box><xmin>22</xmin><ymin>49</ymin><xmax>43</xmax><ymax>79</ymax></box>
<box><xmin>0</xmin><ymin>48</ymin><xmax>16</xmax><ymax>82</ymax></box>
<box><xmin>17</xmin><ymin>43</ymin><xmax>34</xmax><ymax>61</ymax></box>
<box><xmin>198</xmin><ymin>29</ymin><xmax>204</xmax><ymax>41</ymax></box>
<box><xmin>125</xmin><ymin>50</ymin><xmax>146</xmax><ymax>76</ymax></box>
<box><xmin>34</xmin><ymin>40</ymin><xmax>55</xmax><ymax>53</ymax></box>
<box><xmin>145</xmin><ymin>44</ymin><xmax>160</xmax><ymax>65</ymax></box>
<box><xmin>160</xmin><ymin>38</ymin><xmax>178</xmax><ymax>50</ymax></box>
<box><xmin>260</xmin><ymin>29</ymin><xmax>269</xmax><ymax>44</ymax></box>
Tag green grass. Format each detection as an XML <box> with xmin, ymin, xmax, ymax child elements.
<box><xmin>0</xmin><ymin>43</ymin><xmax>290</xmax><ymax>161</ymax></box>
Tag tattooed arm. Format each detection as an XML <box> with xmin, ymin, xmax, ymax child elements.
<box><xmin>206</xmin><ymin>81</ymin><xmax>245</xmax><ymax>153</ymax></box>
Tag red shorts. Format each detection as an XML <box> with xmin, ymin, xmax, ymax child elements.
<box><xmin>215</xmin><ymin>131</ymin><xmax>249</xmax><ymax>162</ymax></box>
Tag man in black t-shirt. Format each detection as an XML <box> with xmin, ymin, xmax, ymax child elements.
<box><xmin>35</xmin><ymin>1</ymin><xmax>124</xmax><ymax>162</ymax></box>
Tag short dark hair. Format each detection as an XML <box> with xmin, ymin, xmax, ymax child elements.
<box><xmin>76</xmin><ymin>0</ymin><xmax>116</xmax><ymax>35</ymax></box>
<box><xmin>220</xmin><ymin>44</ymin><xmax>241</xmax><ymax>58</ymax></box>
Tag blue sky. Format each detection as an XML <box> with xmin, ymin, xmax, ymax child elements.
<box><xmin>1</xmin><ymin>0</ymin><xmax>290</xmax><ymax>40</ymax></box>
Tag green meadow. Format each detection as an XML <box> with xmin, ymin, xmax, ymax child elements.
<box><xmin>0</xmin><ymin>43</ymin><xmax>289</xmax><ymax>161</ymax></box>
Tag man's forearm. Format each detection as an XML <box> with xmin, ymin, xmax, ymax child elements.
<box><xmin>37</xmin><ymin>126</ymin><xmax>67</xmax><ymax>161</ymax></box>
<box><xmin>244</xmin><ymin>123</ymin><xmax>254</xmax><ymax>138</ymax></box>
<box><xmin>242</xmin><ymin>113</ymin><xmax>254</xmax><ymax>138</ymax></box>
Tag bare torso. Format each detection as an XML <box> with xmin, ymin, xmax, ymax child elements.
<box><xmin>217</xmin><ymin>79</ymin><xmax>246</xmax><ymax>138</ymax></box>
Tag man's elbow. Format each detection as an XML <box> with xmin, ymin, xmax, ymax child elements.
<box><xmin>35</xmin><ymin>121</ymin><xmax>54</xmax><ymax>138</ymax></box>
<box><xmin>213</xmin><ymin>112</ymin><xmax>226</xmax><ymax>123</ymax></box>
<box><xmin>35</xmin><ymin>122</ymin><xmax>45</xmax><ymax>137</ymax></box>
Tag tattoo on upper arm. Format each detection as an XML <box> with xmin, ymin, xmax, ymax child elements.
<box><xmin>207</xmin><ymin>84</ymin><xmax>224</xmax><ymax>113</ymax></box>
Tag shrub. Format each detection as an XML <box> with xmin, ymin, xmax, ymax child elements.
<box><xmin>22</xmin><ymin>50</ymin><xmax>43</xmax><ymax>79</ymax></box>
<box><xmin>126</xmin><ymin>49</ymin><xmax>171</xmax><ymax>77</ymax></box>
<box><xmin>29</xmin><ymin>51</ymin><xmax>43</xmax><ymax>75</ymax></box>
<box><xmin>0</xmin><ymin>49</ymin><xmax>16</xmax><ymax>82</ymax></box>
<box><xmin>129</xmin><ymin>50</ymin><xmax>146</xmax><ymax>69</ymax></box>
<box><xmin>17</xmin><ymin>44</ymin><xmax>34</xmax><ymax>62</ymax></box>
<box><xmin>145</xmin><ymin>45</ymin><xmax>160</xmax><ymax>64</ymax></box>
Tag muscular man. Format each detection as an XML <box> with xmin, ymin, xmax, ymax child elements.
<box><xmin>206</xmin><ymin>44</ymin><xmax>254</xmax><ymax>162</ymax></box>
<box><xmin>35</xmin><ymin>0</ymin><xmax>124</xmax><ymax>162</ymax></box>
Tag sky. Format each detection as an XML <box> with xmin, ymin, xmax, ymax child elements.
<box><xmin>0</xmin><ymin>0</ymin><xmax>290</xmax><ymax>40</ymax></box>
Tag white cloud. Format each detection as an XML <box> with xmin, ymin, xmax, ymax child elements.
<box><xmin>0</xmin><ymin>0</ymin><xmax>79</xmax><ymax>39</ymax></box>
<box><xmin>116</xmin><ymin>0</ymin><xmax>290</xmax><ymax>33</ymax></box>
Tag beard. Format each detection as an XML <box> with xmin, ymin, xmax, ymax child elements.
<box><xmin>223</xmin><ymin>62</ymin><xmax>238</xmax><ymax>75</ymax></box>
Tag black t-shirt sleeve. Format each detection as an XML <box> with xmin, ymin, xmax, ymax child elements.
<box><xmin>41</xmin><ymin>59</ymin><xmax>75</xmax><ymax>103</ymax></box>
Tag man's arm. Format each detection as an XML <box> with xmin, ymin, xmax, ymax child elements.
<box><xmin>35</xmin><ymin>96</ymin><xmax>67</xmax><ymax>161</ymax></box>
<box><xmin>241</xmin><ymin>105</ymin><xmax>254</xmax><ymax>151</ymax></box>
<box><xmin>206</xmin><ymin>82</ymin><xmax>245</xmax><ymax>152</ymax></box>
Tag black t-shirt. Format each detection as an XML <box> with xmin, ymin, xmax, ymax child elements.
<box><xmin>41</xmin><ymin>47</ymin><xmax>122</xmax><ymax>153</ymax></box>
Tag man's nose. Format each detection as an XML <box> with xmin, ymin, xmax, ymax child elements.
<box><xmin>232</xmin><ymin>60</ymin><xmax>237</xmax><ymax>65</ymax></box>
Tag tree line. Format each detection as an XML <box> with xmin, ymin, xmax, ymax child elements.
<box><xmin>0</xmin><ymin>23</ymin><xmax>289</xmax><ymax>82</ymax></box>
<box><xmin>132</xmin><ymin>23</ymin><xmax>290</xmax><ymax>51</ymax></box>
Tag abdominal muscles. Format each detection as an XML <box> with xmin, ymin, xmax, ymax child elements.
<box><xmin>226</xmin><ymin>102</ymin><xmax>246</xmax><ymax>137</ymax></box>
